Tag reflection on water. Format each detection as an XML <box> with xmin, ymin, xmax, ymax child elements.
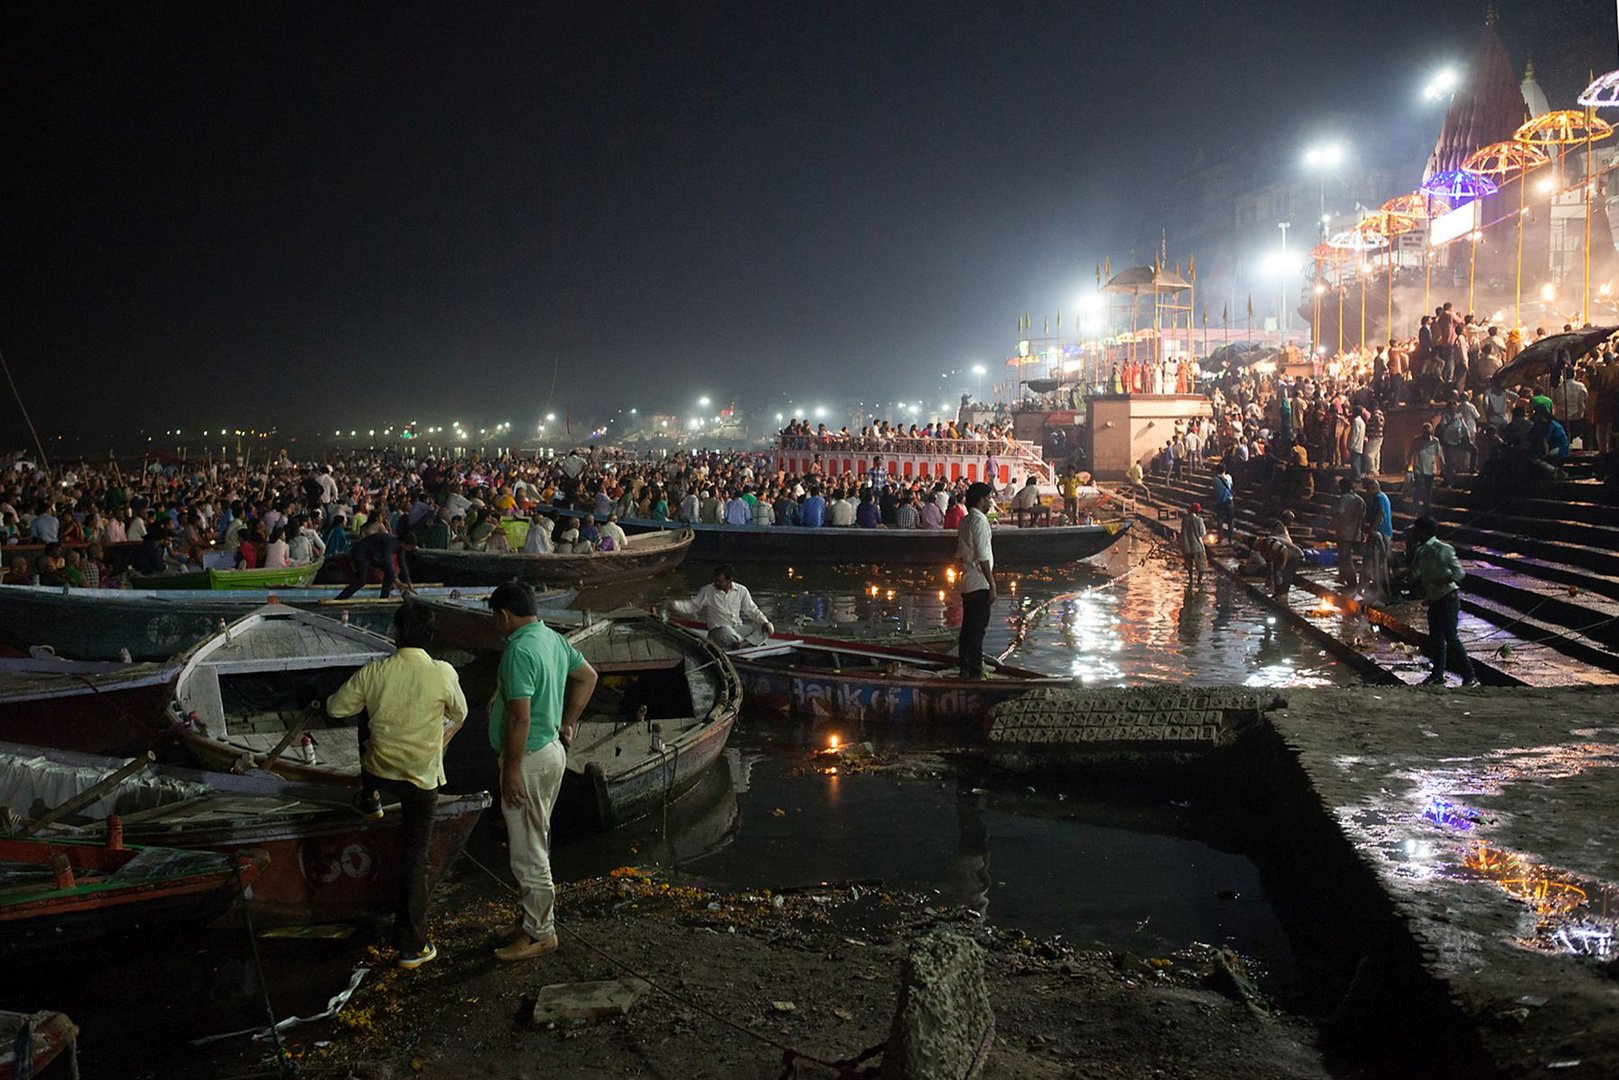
<box><xmin>1348</xmin><ymin>734</ymin><xmax>1619</xmax><ymax>961</ymax></box>
<box><xmin>545</xmin><ymin>742</ymin><xmax>1295</xmax><ymax>976</ymax></box>
<box><xmin>582</xmin><ymin>535</ymin><xmax>1356</xmax><ymax>688</ymax></box>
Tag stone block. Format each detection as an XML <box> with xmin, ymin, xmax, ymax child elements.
<box><xmin>884</xmin><ymin>930</ymin><xmax>993</xmax><ymax>1080</ymax></box>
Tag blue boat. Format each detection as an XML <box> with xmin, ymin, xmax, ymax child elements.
<box><xmin>0</xmin><ymin>584</ymin><xmax>575</xmax><ymax>661</ymax></box>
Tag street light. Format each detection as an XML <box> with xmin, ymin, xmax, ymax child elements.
<box><xmin>1423</xmin><ymin>67</ymin><xmax>1459</xmax><ymax>102</ymax></box>
<box><xmin>698</xmin><ymin>396</ymin><xmax>711</xmax><ymax>408</ymax></box>
<box><xmin>971</xmin><ymin>363</ymin><xmax>987</xmax><ymax>402</ymax></box>
<box><xmin>1303</xmin><ymin>142</ymin><xmax>1346</xmax><ymax>240</ymax></box>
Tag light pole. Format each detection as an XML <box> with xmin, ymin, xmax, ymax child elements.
<box><xmin>971</xmin><ymin>363</ymin><xmax>987</xmax><ymax>403</ymax></box>
<box><xmin>1303</xmin><ymin>142</ymin><xmax>1345</xmax><ymax>241</ymax></box>
<box><xmin>1277</xmin><ymin>221</ymin><xmax>1291</xmax><ymax>340</ymax></box>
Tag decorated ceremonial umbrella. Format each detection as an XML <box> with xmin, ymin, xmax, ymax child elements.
<box><xmin>1354</xmin><ymin>211</ymin><xmax>1419</xmax><ymax>344</ymax></box>
<box><xmin>1512</xmin><ymin>111</ymin><xmax>1616</xmax><ymax>324</ymax></box>
<box><xmin>1327</xmin><ymin>230</ymin><xmax>1385</xmax><ymax>353</ymax></box>
<box><xmin>1579</xmin><ymin>70</ymin><xmax>1619</xmax><ymax>109</ymax></box>
<box><xmin>1389</xmin><ymin>189</ymin><xmax>1458</xmax><ymax>311</ymax></box>
<box><xmin>1419</xmin><ymin>169</ymin><xmax>1499</xmax><ymax>204</ymax></box>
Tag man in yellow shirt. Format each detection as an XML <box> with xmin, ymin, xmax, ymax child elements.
<box><xmin>327</xmin><ymin>601</ymin><xmax>468</xmax><ymax>969</ymax></box>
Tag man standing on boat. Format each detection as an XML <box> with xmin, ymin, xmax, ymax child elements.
<box><xmin>335</xmin><ymin>520</ymin><xmax>417</xmax><ymax>600</ymax></box>
<box><xmin>666</xmin><ymin>564</ymin><xmax>774</xmax><ymax>647</ymax></box>
<box><xmin>326</xmin><ymin>600</ymin><xmax>467</xmax><ymax>970</ymax></box>
<box><xmin>487</xmin><ymin>581</ymin><xmax>599</xmax><ymax>961</ymax></box>
<box><xmin>956</xmin><ymin>482</ymin><xmax>996</xmax><ymax>678</ymax></box>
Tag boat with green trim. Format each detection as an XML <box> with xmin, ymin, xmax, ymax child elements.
<box><xmin>128</xmin><ymin>560</ymin><xmax>325</xmax><ymax>591</ymax></box>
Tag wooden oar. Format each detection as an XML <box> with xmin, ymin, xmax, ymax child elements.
<box><xmin>260</xmin><ymin>702</ymin><xmax>321</xmax><ymax>771</ymax></box>
<box><xmin>25</xmin><ymin>751</ymin><xmax>155</xmax><ymax>835</ymax></box>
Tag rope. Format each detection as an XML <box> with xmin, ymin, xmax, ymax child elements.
<box><xmin>458</xmin><ymin>851</ymin><xmax>883</xmax><ymax>1076</ymax></box>
<box><xmin>994</xmin><ymin>538</ymin><xmax>1162</xmax><ymax>664</ymax></box>
<box><xmin>233</xmin><ymin>861</ymin><xmax>300</xmax><ymax>1078</ymax></box>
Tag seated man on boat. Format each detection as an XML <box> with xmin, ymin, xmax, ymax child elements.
<box><xmin>664</xmin><ymin>563</ymin><xmax>774</xmax><ymax>647</ymax></box>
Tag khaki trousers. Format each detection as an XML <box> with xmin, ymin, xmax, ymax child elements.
<box><xmin>501</xmin><ymin>738</ymin><xmax>567</xmax><ymax>939</ymax></box>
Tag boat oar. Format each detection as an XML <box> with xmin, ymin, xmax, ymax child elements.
<box><xmin>25</xmin><ymin>751</ymin><xmax>156</xmax><ymax>835</ymax></box>
<box><xmin>260</xmin><ymin>702</ymin><xmax>321</xmax><ymax>771</ymax></box>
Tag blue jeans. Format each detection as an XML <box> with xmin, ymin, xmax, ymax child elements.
<box><xmin>1425</xmin><ymin>591</ymin><xmax>1474</xmax><ymax>683</ymax></box>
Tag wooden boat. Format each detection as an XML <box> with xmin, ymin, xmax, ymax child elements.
<box><xmin>0</xmin><ymin>656</ymin><xmax>182</xmax><ymax>757</ymax></box>
<box><xmin>406</xmin><ymin>528</ymin><xmax>694</xmax><ymax>587</ymax></box>
<box><xmin>129</xmin><ymin>560</ymin><xmax>325</xmax><ymax>591</ymax></box>
<box><xmin>166</xmin><ymin>606</ymin><xmax>403</xmax><ymax>783</ymax></box>
<box><xmin>413</xmin><ymin>594</ymin><xmax>590</xmax><ymax>654</ymax></box>
<box><xmin>0</xmin><ymin>1009</ymin><xmax>78</xmax><ymax>1080</ymax></box>
<box><xmin>556</xmin><ymin>511</ymin><xmax>1131</xmax><ymax>567</ymax></box>
<box><xmin>0</xmin><ymin>835</ymin><xmax>266</xmax><ymax>955</ymax></box>
<box><xmin>0</xmin><ymin>742</ymin><xmax>491</xmax><ymax>926</ymax></box>
<box><xmin>671</xmin><ymin>619</ymin><xmax>1069</xmax><ymax>729</ymax></box>
<box><xmin>0</xmin><ymin>584</ymin><xmax>574</xmax><ymax>661</ymax></box>
<box><xmin>558</xmin><ymin>614</ymin><xmax>741</xmax><ymax>830</ymax></box>
<box><xmin>782</xmin><ymin>618</ymin><xmax>957</xmax><ymax>650</ymax></box>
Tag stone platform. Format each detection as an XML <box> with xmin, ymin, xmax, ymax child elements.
<box><xmin>1273</xmin><ymin>686</ymin><xmax>1619</xmax><ymax>1077</ymax></box>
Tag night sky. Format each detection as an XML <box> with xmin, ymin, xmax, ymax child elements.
<box><xmin>2</xmin><ymin>1</ymin><xmax>1613</xmax><ymax>443</ymax></box>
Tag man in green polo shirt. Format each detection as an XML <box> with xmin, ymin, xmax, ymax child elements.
<box><xmin>487</xmin><ymin>580</ymin><xmax>598</xmax><ymax>961</ymax></box>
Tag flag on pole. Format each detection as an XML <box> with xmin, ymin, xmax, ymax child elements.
<box><xmin>1246</xmin><ymin>294</ymin><xmax>1253</xmax><ymax>320</ymax></box>
<box><xmin>1104</xmin><ymin>255</ymin><xmax>1111</xmax><ymax>281</ymax></box>
<box><xmin>1095</xmin><ymin>261</ymin><xmax>1101</xmax><ymax>290</ymax></box>
<box><xmin>1189</xmin><ymin>254</ymin><xmax>1197</xmax><ymax>284</ymax></box>
<box><xmin>1221</xmin><ymin>303</ymin><xmax>1228</xmax><ymax>325</ymax></box>
<box><xmin>1056</xmin><ymin>310</ymin><xmax>1062</xmax><ymax>329</ymax></box>
<box><xmin>1043</xmin><ymin>318</ymin><xmax>1049</xmax><ymax>335</ymax></box>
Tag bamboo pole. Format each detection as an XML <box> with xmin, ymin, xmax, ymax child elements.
<box><xmin>1584</xmin><ymin>115</ymin><xmax>1595</xmax><ymax>325</ymax></box>
<box><xmin>26</xmin><ymin>752</ymin><xmax>155</xmax><ymax>835</ymax></box>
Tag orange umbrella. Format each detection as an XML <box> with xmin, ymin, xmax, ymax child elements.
<box><xmin>1463</xmin><ymin>140</ymin><xmax>1549</xmax><ymax>177</ymax></box>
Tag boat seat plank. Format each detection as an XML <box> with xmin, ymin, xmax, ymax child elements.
<box><xmin>203</xmin><ymin>654</ymin><xmax>388</xmax><ymax>677</ymax></box>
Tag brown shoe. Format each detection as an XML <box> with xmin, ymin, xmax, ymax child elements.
<box><xmin>494</xmin><ymin>931</ymin><xmax>558</xmax><ymax>962</ymax></box>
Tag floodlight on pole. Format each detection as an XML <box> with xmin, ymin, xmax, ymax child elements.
<box><xmin>1303</xmin><ymin>142</ymin><xmax>1347</xmax><ymax>239</ymax></box>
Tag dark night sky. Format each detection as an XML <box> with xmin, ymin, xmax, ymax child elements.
<box><xmin>2</xmin><ymin>1</ymin><xmax>1614</xmax><ymax>442</ymax></box>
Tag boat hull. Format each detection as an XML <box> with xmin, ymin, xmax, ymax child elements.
<box><xmin>0</xmin><ymin>664</ymin><xmax>180</xmax><ymax>756</ymax></box>
<box><xmin>130</xmin><ymin>561</ymin><xmax>325</xmax><ymax>590</ymax></box>
<box><xmin>733</xmin><ymin>662</ymin><xmax>1053</xmax><ymax>728</ymax></box>
<box><xmin>0</xmin><ymin>743</ymin><xmax>491</xmax><ymax>926</ymax></box>
<box><xmin>612</xmin><ymin>517</ymin><xmax>1131</xmax><ymax>566</ymax></box>
<box><xmin>564</xmin><ymin>711</ymin><xmax>737</xmax><ymax>830</ymax></box>
<box><xmin>0</xmin><ymin>585</ymin><xmax>571</xmax><ymax>661</ymax></box>
<box><xmin>0</xmin><ymin>839</ymin><xmax>263</xmax><ymax>956</ymax></box>
<box><xmin>406</xmin><ymin>530</ymin><xmax>694</xmax><ymax>587</ymax></box>
<box><xmin>182</xmin><ymin>790</ymin><xmax>491</xmax><ymax>926</ymax></box>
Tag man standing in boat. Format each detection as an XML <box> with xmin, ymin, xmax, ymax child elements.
<box><xmin>666</xmin><ymin>564</ymin><xmax>774</xmax><ymax>647</ymax></box>
<box><xmin>956</xmin><ymin>482</ymin><xmax>996</xmax><ymax>678</ymax></box>
<box><xmin>488</xmin><ymin>581</ymin><xmax>599</xmax><ymax>961</ymax></box>
<box><xmin>325</xmin><ymin>600</ymin><xmax>467</xmax><ymax>970</ymax></box>
<box><xmin>334</xmin><ymin>520</ymin><xmax>417</xmax><ymax>600</ymax></box>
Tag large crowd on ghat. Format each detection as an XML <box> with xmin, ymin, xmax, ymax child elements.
<box><xmin>0</xmin><ymin>431</ymin><xmax>1100</xmax><ymax>587</ymax></box>
<box><xmin>3</xmin><ymin>300</ymin><xmax>1617</xmax><ymax>591</ymax></box>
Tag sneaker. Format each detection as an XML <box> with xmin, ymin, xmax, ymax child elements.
<box><xmin>354</xmin><ymin>790</ymin><xmax>384</xmax><ymax>821</ymax></box>
<box><xmin>494</xmin><ymin>931</ymin><xmax>558</xmax><ymax>962</ymax></box>
<box><xmin>398</xmin><ymin>942</ymin><xmax>438</xmax><ymax>969</ymax></box>
<box><xmin>1461</xmin><ymin>677</ymin><xmax>1481</xmax><ymax>688</ymax></box>
<box><xmin>1419</xmin><ymin>676</ymin><xmax>1446</xmax><ymax>687</ymax></box>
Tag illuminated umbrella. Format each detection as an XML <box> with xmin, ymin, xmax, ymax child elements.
<box><xmin>1381</xmin><ymin>193</ymin><xmax>1448</xmax><ymax>219</ymax></box>
<box><xmin>1308</xmin><ymin>243</ymin><xmax>1337</xmax><ymax>262</ymax></box>
<box><xmin>1326</xmin><ymin>229</ymin><xmax>1383</xmax><ymax>251</ymax></box>
<box><xmin>1513</xmin><ymin>110</ymin><xmax>1615</xmax><ymax>149</ymax></box>
<box><xmin>1352</xmin><ymin>210</ymin><xmax>1420</xmax><ymax>242</ymax></box>
<box><xmin>1578</xmin><ymin>70</ymin><xmax>1619</xmax><ymax>108</ymax></box>
<box><xmin>1420</xmin><ymin>169</ymin><xmax>1499</xmax><ymax>204</ymax></box>
<box><xmin>1463</xmin><ymin>140</ymin><xmax>1549</xmax><ymax>177</ymax></box>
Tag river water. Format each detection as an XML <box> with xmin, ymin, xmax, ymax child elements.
<box><xmin>5</xmin><ymin>531</ymin><xmax>1359</xmax><ymax>1071</ymax></box>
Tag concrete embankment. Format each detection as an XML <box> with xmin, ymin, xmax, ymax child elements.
<box><xmin>988</xmin><ymin>681</ymin><xmax>1619</xmax><ymax>1077</ymax></box>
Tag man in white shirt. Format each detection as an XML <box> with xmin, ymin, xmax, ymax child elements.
<box><xmin>667</xmin><ymin>564</ymin><xmax>773</xmax><ymax>647</ymax></box>
<box><xmin>955</xmin><ymin>482</ymin><xmax>997</xmax><ymax>678</ymax></box>
<box><xmin>1554</xmin><ymin>371</ymin><xmax>1589</xmax><ymax>447</ymax></box>
<box><xmin>597</xmin><ymin>513</ymin><xmax>629</xmax><ymax>551</ymax></box>
<box><xmin>828</xmin><ymin>490</ymin><xmax>856</xmax><ymax>527</ymax></box>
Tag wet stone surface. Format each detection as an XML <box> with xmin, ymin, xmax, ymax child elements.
<box><xmin>1273</xmin><ymin>686</ymin><xmax>1619</xmax><ymax>1078</ymax></box>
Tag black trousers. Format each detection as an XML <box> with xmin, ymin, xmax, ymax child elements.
<box><xmin>362</xmin><ymin>769</ymin><xmax>436</xmax><ymax>954</ymax></box>
<box><xmin>958</xmin><ymin>589</ymin><xmax>992</xmax><ymax>676</ymax></box>
<box><xmin>335</xmin><ymin>555</ymin><xmax>399</xmax><ymax>601</ymax></box>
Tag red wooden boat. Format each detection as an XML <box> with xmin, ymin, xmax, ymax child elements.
<box><xmin>0</xmin><ymin>656</ymin><xmax>181</xmax><ymax>757</ymax></box>
<box><xmin>0</xmin><ymin>743</ymin><xmax>492</xmax><ymax>926</ymax></box>
<box><xmin>0</xmin><ymin>835</ymin><xmax>266</xmax><ymax>955</ymax></box>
